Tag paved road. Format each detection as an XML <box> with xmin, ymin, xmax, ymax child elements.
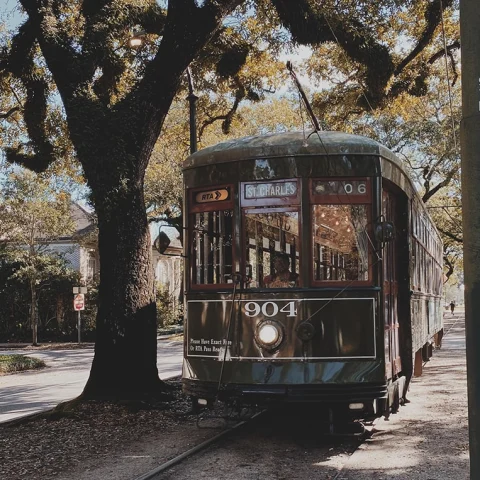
<box><xmin>0</xmin><ymin>340</ymin><xmax>183</xmax><ymax>423</ymax></box>
<box><xmin>442</xmin><ymin>312</ymin><xmax>465</xmax><ymax>349</ymax></box>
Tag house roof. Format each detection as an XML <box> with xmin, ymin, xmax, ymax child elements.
<box><xmin>70</xmin><ymin>203</ymin><xmax>95</xmax><ymax>236</ymax></box>
<box><xmin>50</xmin><ymin>203</ymin><xmax>95</xmax><ymax>242</ymax></box>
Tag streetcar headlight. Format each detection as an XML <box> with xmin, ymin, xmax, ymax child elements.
<box><xmin>255</xmin><ymin>321</ymin><xmax>283</xmax><ymax>350</ymax></box>
<box><xmin>258</xmin><ymin>324</ymin><xmax>279</xmax><ymax>344</ymax></box>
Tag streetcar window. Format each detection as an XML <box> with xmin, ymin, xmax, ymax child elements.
<box><xmin>191</xmin><ymin>209</ymin><xmax>233</xmax><ymax>285</ymax></box>
<box><xmin>244</xmin><ymin>209</ymin><xmax>299</xmax><ymax>288</ymax></box>
<box><xmin>312</xmin><ymin>205</ymin><xmax>370</xmax><ymax>283</ymax></box>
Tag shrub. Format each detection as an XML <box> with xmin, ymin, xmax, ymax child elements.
<box><xmin>0</xmin><ymin>354</ymin><xmax>46</xmax><ymax>374</ymax></box>
<box><xmin>156</xmin><ymin>283</ymin><xmax>182</xmax><ymax>329</ymax></box>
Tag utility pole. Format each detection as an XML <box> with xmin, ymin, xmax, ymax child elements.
<box><xmin>186</xmin><ymin>67</ymin><xmax>198</xmax><ymax>155</ymax></box>
<box><xmin>460</xmin><ymin>0</ymin><xmax>480</xmax><ymax>476</ymax></box>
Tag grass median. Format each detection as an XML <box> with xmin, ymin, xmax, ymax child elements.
<box><xmin>0</xmin><ymin>354</ymin><xmax>46</xmax><ymax>375</ymax></box>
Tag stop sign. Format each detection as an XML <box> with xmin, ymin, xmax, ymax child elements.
<box><xmin>73</xmin><ymin>293</ymin><xmax>85</xmax><ymax>311</ymax></box>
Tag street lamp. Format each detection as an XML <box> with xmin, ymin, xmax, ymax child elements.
<box><xmin>128</xmin><ymin>31</ymin><xmax>146</xmax><ymax>48</ymax></box>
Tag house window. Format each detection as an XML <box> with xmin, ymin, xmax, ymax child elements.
<box><xmin>87</xmin><ymin>254</ymin><xmax>96</xmax><ymax>279</ymax></box>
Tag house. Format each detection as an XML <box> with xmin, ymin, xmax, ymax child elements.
<box><xmin>48</xmin><ymin>203</ymin><xmax>99</xmax><ymax>282</ymax></box>
<box><xmin>151</xmin><ymin>225</ymin><xmax>183</xmax><ymax>311</ymax></box>
<box><xmin>57</xmin><ymin>206</ymin><xmax>183</xmax><ymax>302</ymax></box>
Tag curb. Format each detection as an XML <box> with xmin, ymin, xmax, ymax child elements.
<box><xmin>1</xmin><ymin>408</ymin><xmax>56</xmax><ymax>427</ymax></box>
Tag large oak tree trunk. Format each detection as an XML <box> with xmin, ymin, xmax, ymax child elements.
<box><xmin>82</xmin><ymin>175</ymin><xmax>164</xmax><ymax>399</ymax></box>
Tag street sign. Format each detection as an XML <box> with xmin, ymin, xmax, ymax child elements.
<box><xmin>73</xmin><ymin>294</ymin><xmax>85</xmax><ymax>311</ymax></box>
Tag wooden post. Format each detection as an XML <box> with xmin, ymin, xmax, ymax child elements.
<box><xmin>460</xmin><ymin>0</ymin><xmax>480</xmax><ymax>475</ymax></box>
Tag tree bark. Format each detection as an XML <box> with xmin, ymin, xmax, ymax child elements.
<box><xmin>82</xmin><ymin>175</ymin><xmax>163</xmax><ymax>399</ymax></box>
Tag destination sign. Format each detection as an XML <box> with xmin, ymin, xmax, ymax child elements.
<box><xmin>245</xmin><ymin>181</ymin><xmax>297</xmax><ymax>199</ymax></box>
<box><xmin>195</xmin><ymin>188</ymin><xmax>230</xmax><ymax>203</ymax></box>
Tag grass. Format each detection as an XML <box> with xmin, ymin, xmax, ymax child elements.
<box><xmin>0</xmin><ymin>354</ymin><xmax>46</xmax><ymax>375</ymax></box>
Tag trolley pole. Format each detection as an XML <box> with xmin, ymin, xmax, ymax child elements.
<box><xmin>460</xmin><ymin>0</ymin><xmax>480</xmax><ymax>475</ymax></box>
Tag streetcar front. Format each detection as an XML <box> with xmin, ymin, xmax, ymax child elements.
<box><xmin>182</xmin><ymin>132</ymin><xmax>390</xmax><ymax>419</ymax></box>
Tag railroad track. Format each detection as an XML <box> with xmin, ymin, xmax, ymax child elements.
<box><xmin>132</xmin><ymin>408</ymin><xmax>370</xmax><ymax>480</ymax></box>
<box><xmin>132</xmin><ymin>410</ymin><xmax>265</xmax><ymax>480</ymax></box>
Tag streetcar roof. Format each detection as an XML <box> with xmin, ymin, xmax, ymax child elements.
<box><xmin>183</xmin><ymin>130</ymin><xmax>441</xmax><ymax>242</ymax></box>
<box><xmin>183</xmin><ymin>131</ymin><xmax>402</xmax><ymax>171</ymax></box>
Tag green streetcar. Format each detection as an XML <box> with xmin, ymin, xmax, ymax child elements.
<box><xmin>181</xmin><ymin>131</ymin><xmax>443</xmax><ymax>422</ymax></box>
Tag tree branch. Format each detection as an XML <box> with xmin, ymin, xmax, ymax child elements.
<box><xmin>18</xmin><ymin>0</ymin><xmax>82</xmax><ymax>96</ymax></box>
<box><xmin>394</xmin><ymin>0</ymin><xmax>454</xmax><ymax>75</ymax></box>
<box><xmin>273</xmin><ymin>0</ymin><xmax>456</xmax><ymax>110</ymax></box>
<box><xmin>81</xmin><ymin>0</ymin><xmax>114</xmax><ymax>19</ymax></box>
<box><xmin>0</xmin><ymin>107</ymin><xmax>20</xmax><ymax>119</ymax></box>
<box><xmin>81</xmin><ymin>1</ymin><xmax>167</xmax><ymax>91</ymax></box>
<box><xmin>422</xmin><ymin>165</ymin><xmax>459</xmax><ymax>203</ymax></box>
<box><xmin>271</xmin><ymin>0</ymin><xmax>394</xmax><ymax>108</ymax></box>
<box><xmin>438</xmin><ymin>226</ymin><xmax>463</xmax><ymax>244</ymax></box>
<box><xmin>3</xmin><ymin>18</ymin><xmax>55</xmax><ymax>172</ymax></box>
<box><xmin>117</xmin><ymin>0</ymin><xmax>244</xmax><ymax>162</ymax></box>
<box><xmin>428</xmin><ymin>40</ymin><xmax>460</xmax><ymax>65</ymax></box>
<box><xmin>428</xmin><ymin>40</ymin><xmax>460</xmax><ymax>86</ymax></box>
<box><xmin>443</xmin><ymin>254</ymin><xmax>455</xmax><ymax>281</ymax></box>
<box><xmin>198</xmin><ymin>77</ymin><xmax>248</xmax><ymax>138</ymax></box>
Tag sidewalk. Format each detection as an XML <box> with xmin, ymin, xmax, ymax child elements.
<box><xmin>0</xmin><ymin>340</ymin><xmax>183</xmax><ymax>423</ymax></box>
<box><xmin>340</xmin><ymin>312</ymin><xmax>469</xmax><ymax>479</ymax></box>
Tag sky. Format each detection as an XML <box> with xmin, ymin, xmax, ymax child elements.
<box><xmin>1</xmin><ymin>0</ymin><xmax>24</xmax><ymax>30</ymax></box>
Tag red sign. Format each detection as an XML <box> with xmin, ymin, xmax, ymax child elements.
<box><xmin>73</xmin><ymin>294</ymin><xmax>85</xmax><ymax>311</ymax></box>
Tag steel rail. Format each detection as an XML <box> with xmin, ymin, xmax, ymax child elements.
<box><xmin>133</xmin><ymin>411</ymin><xmax>264</xmax><ymax>480</ymax></box>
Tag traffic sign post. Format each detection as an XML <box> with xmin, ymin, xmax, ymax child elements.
<box><xmin>73</xmin><ymin>290</ymin><xmax>86</xmax><ymax>344</ymax></box>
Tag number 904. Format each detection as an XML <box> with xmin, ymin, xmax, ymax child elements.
<box><xmin>244</xmin><ymin>301</ymin><xmax>297</xmax><ymax>317</ymax></box>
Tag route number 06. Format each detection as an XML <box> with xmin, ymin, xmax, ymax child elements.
<box><xmin>344</xmin><ymin>182</ymin><xmax>366</xmax><ymax>194</ymax></box>
<box><xmin>244</xmin><ymin>301</ymin><xmax>297</xmax><ymax>317</ymax></box>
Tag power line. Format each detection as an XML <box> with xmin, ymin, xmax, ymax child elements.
<box><xmin>426</xmin><ymin>205</ymin><xmax>461</xmax><ymax>209</ymax></box>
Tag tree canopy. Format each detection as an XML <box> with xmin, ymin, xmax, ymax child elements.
<box><xmin>0</xmin><ymin>169</ymin><xmax>76</xmax><ymax>344</ymax></box>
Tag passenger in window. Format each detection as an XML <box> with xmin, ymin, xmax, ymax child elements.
<box><xmin>263</xmin><ymin>253</ymin><xmax>299</xmax><ymax>288</ymax></box>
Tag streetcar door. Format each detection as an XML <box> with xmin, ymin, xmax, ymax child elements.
<box><xmin>382</xmin><ymin>189</ymin><xmax>402</xmax><ymax>379</ymax></box>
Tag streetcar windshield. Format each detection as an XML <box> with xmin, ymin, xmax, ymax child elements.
<box><xmin>244</xmin><ymin>209</ymin><xmax>300</xmax><ymax>288</ymax></box>
<box><xmin>312</xmin><ymin>204</ymin><xmax>370</xmax><ymax>283</ymax></box>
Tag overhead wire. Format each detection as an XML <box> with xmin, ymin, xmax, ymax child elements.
<box><xmin>284</xmin><ymin>6</ymin><xmax>397</xmax><ymax>323</ymax></box>
<box><xmin>284</xmin><ymin>2</ymin><xmax>456</xmax><ymax>323</ymax></box>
